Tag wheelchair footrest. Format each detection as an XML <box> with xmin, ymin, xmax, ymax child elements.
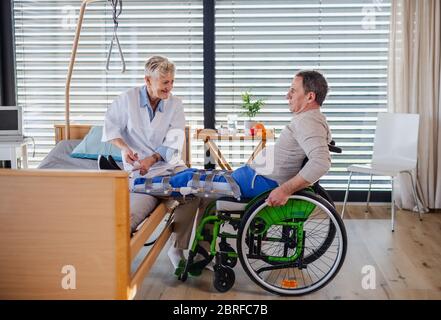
<box><xmin>177</xmin><ymin>246</ymin><xmax>214</xmax><ymax>280</ymax></box>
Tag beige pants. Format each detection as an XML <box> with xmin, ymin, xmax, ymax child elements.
<box><xmin>129</xmin><ymin>193</ymin><xmax>158</xmax><ymax>233</ymax></box>
<box><xmin>172</xmin><ymin>196</ymin><xmax>213</xmax><ymax>249</ymax></box>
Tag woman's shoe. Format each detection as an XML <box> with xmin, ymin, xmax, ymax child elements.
<box><xmin>97</xmin><ymin>155</ymin><xmax>114</xmax><ymax>170</ymax></box>
<box><xmin>107</xmin><ymin>155</ymin><xmax>122</xmax><ymax>170</ymax></box>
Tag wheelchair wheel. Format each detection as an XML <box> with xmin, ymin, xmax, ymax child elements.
<box><xmin>314</xmin><ymin>183</ymin><xmax>334</xmax><ymax>208</ymax></box>
<box><xmin>245</xmin><ymin>186</ymin><xmax>336</xmax><ymax>266</ymax></box>
<box><xmin>301</xmin><ymin>184</ymin><xmax>336</xmax><ymax>265</ymax></box>
<box><xmin>237</xmin><ymin>190</ymin><xmax>347</xmax><ymax>296</ymax></box>
<box><xmin>213</xmin><ymin>265</ymin><xmax>235</xmax><ymax>292</ymax></box>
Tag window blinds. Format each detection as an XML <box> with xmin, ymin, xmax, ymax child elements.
<box><xmin>215</xmin><ymin>0</ymin><xmax>391</xmax><ymax>190</ymax></box>
<box><xmin>14</xmin><ymin>0</ymin><xmax>391</xmax><ymax>191</ymax></box>
<box><xmin>13</xmin><ymin>0</ymin><xmax>205</xmax><ymax>168</ymax></box>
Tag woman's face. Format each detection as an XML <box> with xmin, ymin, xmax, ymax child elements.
<box><xmin>145</xmin><ymin>72</ymin><xmax>175</xmax><ymax>100</ymax></box>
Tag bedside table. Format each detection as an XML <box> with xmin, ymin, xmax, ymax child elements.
<box><xmin>0</xmin><ymin>138</ymin><xmax>31</xmax><ymax>169</ymax></box>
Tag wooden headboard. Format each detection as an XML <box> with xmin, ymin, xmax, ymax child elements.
<box><xmin>54</xmin><ymin>124</ymin><xmax>192</xmax><ymax>167</ymax></box>
<box><xmin>55</xmin><ymin>124</ymin><xmax>92</xmax><ymax>143</ymax></box>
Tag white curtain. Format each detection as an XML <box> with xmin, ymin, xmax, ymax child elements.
<box><xmin>388</xmin><ymin>0</ymin><xmax>441</xmax><ymax>210</ymax></box>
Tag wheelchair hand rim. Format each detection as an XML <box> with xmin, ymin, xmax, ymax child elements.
<box><xmin>239</xmin><ymin>194</ymin><xmax>346</xmax><ymax>295</ymax></box>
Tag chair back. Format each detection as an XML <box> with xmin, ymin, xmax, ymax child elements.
<box><xmin>372</xmin><ymin>113</ymin><xmax>420</xmax><ymax>168</ymax></box>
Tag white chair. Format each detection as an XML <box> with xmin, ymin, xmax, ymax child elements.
<box><xmin>341</xmin><ymin>113</ymin><xmax>423</xmax><ymax>231</ymax></box>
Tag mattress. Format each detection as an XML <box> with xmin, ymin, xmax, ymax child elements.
<box><xmin>38</xmin><ymin>140</ymin><xmax>123</xmax><ymax>170</ymax></box>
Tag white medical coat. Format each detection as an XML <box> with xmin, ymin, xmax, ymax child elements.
<box><xmin>102</xmin><ymin>86</ymin><xmax>186</xmax><ymax>174</ymax></box>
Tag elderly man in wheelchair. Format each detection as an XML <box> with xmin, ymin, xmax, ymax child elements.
<box><xmin>131</xmin><ymin>70</ymin><xmax>347</xmax><ymax>296</ymax></box>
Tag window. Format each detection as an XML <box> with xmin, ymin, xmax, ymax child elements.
<box><xmin>215</xmin><ymin>0</ymin><xmax>391</xmax><ymax>190</ymax></box>
<box><xmin>14</xmin><ymin>0</ymin><xmax>204</xmax><ymax>168</ymax></box>
<box><xmin>14</xmin><ymin>0</ymin><xmax>391</xmax><ymax>191</ymax></box>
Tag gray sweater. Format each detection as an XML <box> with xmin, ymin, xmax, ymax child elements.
<box><xmin>251</xmin><ymin>108</ymin><xmax>332</xmax><ymax>185</ymax></box>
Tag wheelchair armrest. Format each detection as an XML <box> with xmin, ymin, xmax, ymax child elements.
<box><xmin>301</xmin><ymin>140</ymin><xmax>342</xmax><ymax>168</ymax></box>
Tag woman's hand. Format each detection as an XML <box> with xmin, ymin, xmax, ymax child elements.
<box><xmin>110</xmin><ymin>139</ymin><xmax>138</xmax><ymax>165</ymax></box>
<box><xmin>139</xmin><ymin>156</ymin><xmax>156</xmax><ymax>176</ymax></box>
<box><xmin>123</xmin><ymin>147</ymin><xmax>139</xmax><ymax>165</ymax></box>
<box><xmin>266</xmin><ymin>186</ymin><xmax>291</xmax><ymax>207</ymax></box>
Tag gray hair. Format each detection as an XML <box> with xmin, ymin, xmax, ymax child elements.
<box><xmin>144</xmin><ymin>55</ymin><xmax>175</xmax><ymax>78</ymax></box>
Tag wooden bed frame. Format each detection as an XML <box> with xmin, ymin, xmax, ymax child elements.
<box><xmin>0</xmin><ymin>125</ymin><xmax>191</xmax><ymax>299</ymax></box>
<box><xmin>0</xmin><ymin>0</ymin><xmax>194</xmax><ymax>299</ymax></box>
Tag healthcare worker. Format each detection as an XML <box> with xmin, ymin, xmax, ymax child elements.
<box><xmin>102</xmin><ymin>55</ymin><xmax>209</xmax><ymax>270</ymax></box>
<box><xmin>102</xmin><ymin>55</ymin><xmax>185</xmax><ymax>174</ymax></box>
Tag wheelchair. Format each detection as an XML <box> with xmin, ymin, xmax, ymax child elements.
<box><xmin>176</xmin><ymin>142</ymin><xmax>347</xmax><ymax>296</ymax></box>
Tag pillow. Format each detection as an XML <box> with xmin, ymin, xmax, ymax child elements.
<box><xmin>70</xmin><ymin>126</ymin><xmax>122</xmax><ymax>162</ymax></box>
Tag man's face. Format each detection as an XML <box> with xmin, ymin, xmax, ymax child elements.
<box><xmin>145</xmin><ymin>72</ymin><xmax>174</xmax><ymax>100</ymax></box>
<box><xmin>286</xmin><ymin>76</ymin><xmax>313</xmax><ymax>113</ymax></box>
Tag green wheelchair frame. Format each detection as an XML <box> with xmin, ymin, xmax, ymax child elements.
<box><xmin>176</xmin><ymin>182</ymin><xmax>347</xmax><ymax>296</ymax></box>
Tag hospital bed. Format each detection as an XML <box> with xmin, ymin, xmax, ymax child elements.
<box><xmin>0</xmin><ymin>0</ymin><xmax>346</xmax><ymax>298</ymax></box>
<box><xmin>0</xmin><ymin>125</ymin><xmax>191</xmax><ymax>299</ymax></box>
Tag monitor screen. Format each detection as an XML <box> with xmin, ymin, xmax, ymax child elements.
<box><xmin>0</xmin><ymin>110</ymin><xmax>19</xmax><ymax>130</ymax></box>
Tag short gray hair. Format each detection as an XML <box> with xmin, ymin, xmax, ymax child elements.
<box><xmin>144</xmin><ymin>55</ymin><xmax>175</xmax><ymax>78</ymax></box>
<box><xmin>295</xmin><ymin>70</ymin><xmax>328</xmax><ymax>106</ymax></box>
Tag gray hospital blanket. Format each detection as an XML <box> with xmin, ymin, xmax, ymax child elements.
<box><xmin>38</xmin><ymin>140</ymin><xmax>123</xmax><ymax>170</ymax></box>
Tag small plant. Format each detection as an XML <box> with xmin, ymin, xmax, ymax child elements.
<box><xmin>241</xmin><ymin>91</ymin><xmax>265</xmax><ymax>119</ymax></box>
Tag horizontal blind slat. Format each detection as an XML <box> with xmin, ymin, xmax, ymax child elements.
<box><xmin>215</xmin><ymin>0</ymin><xmax>391</xmax><ymax>190</ymax></box>
<box><xmin>14</xmin><ymin>0</ymin><xmax>205</xmax><ymax>169</ymax></box>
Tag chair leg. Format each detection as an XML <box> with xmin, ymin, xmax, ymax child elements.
<box><xmin>366</xmin><ymin>174</ymin><xmax>373</xmax><ymax>213</ymax></box>
<box><xmin>341</xmin><ymin>172</ymin><xmax>352</xmax><ymax>219</ymax></box>
<box><xmin>391</xmin><ymin>176</ymin><xmax>395</xmax><ymax>232</ymax></box>
<box><xmin>404</xmin><ymin>170</ymin><xmax>423</xmax><ymax>221</ymax></box>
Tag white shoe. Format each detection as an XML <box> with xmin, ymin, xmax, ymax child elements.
<box><xmin>168</xmin><ymin>246</ymin><xmax>184</xmax><ymax>269</ymax></box>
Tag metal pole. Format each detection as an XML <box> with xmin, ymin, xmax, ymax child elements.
<box><xmin>65</xmin><ymin>0</ymin><xmax>103</xmax><ymax>139</ymax></box>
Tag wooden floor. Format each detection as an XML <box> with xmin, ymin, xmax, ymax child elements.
<box><xmin>134</xmin><ymin>204</ymin><xmax>441</xmax><ymax>300</ymax></box>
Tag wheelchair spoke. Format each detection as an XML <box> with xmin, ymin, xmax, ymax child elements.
<box><xmin>306</xmin><ymin>264</ymin><xmax>322</xmax><ymax>282</ymax></box>
<box><xmin>305</xmin><ymin>266</ymin><xmax>315</xmax><ymax>285</ymax></box>
<box><xmin>307</xmin><ymin>222</ymin><xmax>331</xmax><ymax>236</ymax></box>
<box><xmin>307</xmin><ymin>260</ymin><xmax>329</xmax><ymax>278</ymax></box>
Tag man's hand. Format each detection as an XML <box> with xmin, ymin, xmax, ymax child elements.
<box><xmin>266</xmin><ymin>175</ymin><xmax>311</xmax><ymax>207</ymax></box>
<box><xmin>266</xmin><ymin>186</ymin><xmax>291</xmax><ymax>207</ymax></box>
<box><xmin>139</xmin><ymin>156</ymin><xmax>157</xmax><ymax>176</ymax></box>
<box><xmin>123</xmin><ymin>147</ymin><xmax>139</xmax><ymax>165</ymax></box>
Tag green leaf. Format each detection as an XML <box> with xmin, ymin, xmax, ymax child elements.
<box><xmin>240</xmin><ymin>91</ymin><xmax>265</xmax><ymax>119</ymax></box>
